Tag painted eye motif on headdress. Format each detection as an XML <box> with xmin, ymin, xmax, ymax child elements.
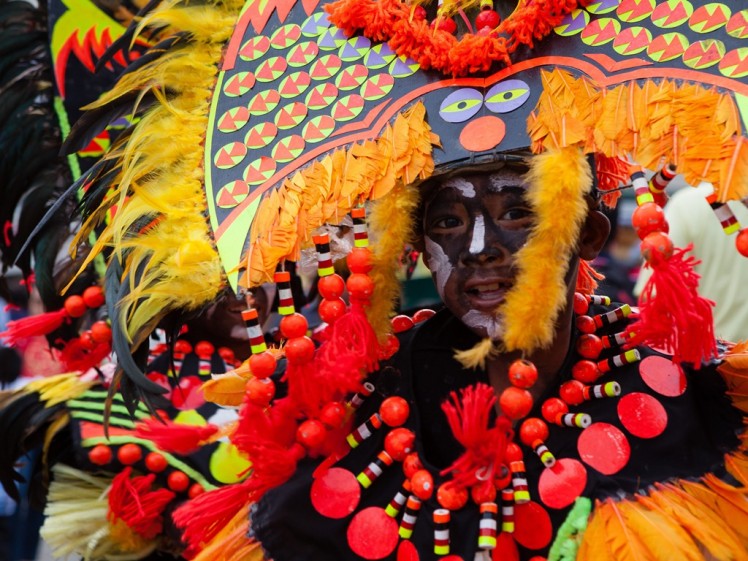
<box><xmin>439</xmin><ymin>88</ymin><xmax>483</xmax><ymax>123</ymax></box>
<box><xmin>484</xmin><ymin>80</ymin><xmax>531</xmax><ymax>113</ymax></box>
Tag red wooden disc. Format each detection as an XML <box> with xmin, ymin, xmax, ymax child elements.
<box><xmin>396</xmin><ymin>540</ymin><xmax>419</xmax><ymax>561</ymax></box>
<box><xmin>538</xmin><ymin>458</ymin><xmax>587</xmax><ymax>509</ymax></box>
<box><xmin>577</xmin><ymin>423</ymin><xmax>631</xmax><ymax>475</ymax></box>
<box><xmin>617</xmin><ymin>392</ymin><xmax>668</xmax><ymax>439</ymax></box>
<box><xmin>311</xmin><ymin>467</ymin><xmax>360</xmax><ymax>519</ymax></box>
<box><xmin>347</xmin><ymin>507</ymin><xmax>399</xmax><ymax>559</ymax></box>
<box><xmin>638</xmin><ymin>355</ymin><xmax>687</xmax><ymax>397</ymax></box>
<box><xmin>513</xmin><ymin>501</ymin><xmax>552</xmax><ymax>550</ymax></box>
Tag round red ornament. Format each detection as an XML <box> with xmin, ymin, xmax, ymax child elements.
<box><xmin>297</xmin><ymin>419</ymin><xmax>327</xmax><ymax>449</ymax></box>
<box><xmin>88</xmin><ymin>444</ymin><xmax>112</xmax><ymax>466</ymax></box>
<box><xmin>174</xmin><ymin>339</ymin><xmax>193</xmax><ymax>355</ymax></box>
<box><xmin>431</xmin><ymin>17</ymin><xmax>457</xmax><ymax>33</ymax></box>
<box><xmin>402</xmin><ymin>453</ymin><xmax>423</xmax><ymax>478</ymax></box>
<box><xmin>317</xmin><ymin>274</ymin><xmax>345</xmax><ymax>299</ymax></box>
<box><xmin>391</xmin><ymin>315</ymin><xmax>415</xmax><ymax>333</ymax></box>
<box><xmin>519</xmin><ymin>418</ymin><xmax>549</xmax><ymax>446</ymax></box>
<box><xmin>559</xmin><ymin>380</ymin><xmax>585</xmax><ymax>406</ymax></box>
<box><xmin>64</xmin><ymin>295</ymin><xmax>87</xmax><ymax>318</ymax></box>
<box><xmin>576</xmin><ymin>334</ymin><xmax>602</xmax><ymax>360</ymax></box>
<box><xmin>167</xmin><ymin>471</ymin><xmax>190</xmax><ymax>492</ymax></box>
<box><xmin>384</xmin><ymin>428</ymin><xmax>415</xmax><ymax>461</ymax></box>
<box><xmin>412</xmin><ymin>309</ymin><xmax>435</xmax><ymax>324</ymax></box>
<box><xmin>572</xmin><ymin>293</ymin><xmax>589</xmax><ymax>315</ymax></box>
<box><xmin>380</xmin><ymin>396</ymin><xmax>409</xmax><ymax>427</ymax></box>
<box><xmin>188</xmin><ymin>483</ymin><xmax>205</xmax><ymax>499</ymax></box>
<box><xmin>631</xmin><ymin>202</ymin><xmax>667</xmax><ymax>239</ymax></box>
<box><xmin>194</xmin><ymin>340</ymin><xmax>215</xmax><ymax>358</ymax></box>
<box><xmin>475</xmin><ymin>8</ymin><xmax>500</xmax><ymax>29</ymax></box>
<box><xmin>346</xmin><ymin>247</ymin><xmax>373</xmax><ymax>274</ymax></box>
<box><xmin>280</xmin><ymin>313</ymin><xmax>308</xmax><ymax>339</ymax></box>
<box><xmin>79</xmin><ymin>331</ymin><xmax>96</xmax><ymax>350</ymax></box>
<box><xmin>504</xmin><ymin>442</ymin><xmax>523</xmax><ymax>463</ymax></box>
<box><xmin>470</xmin><ymin>481</ymin><xmax>497</xmax><ymax>504</ymax></box>
<box><xmin>737</xmin><ymin>228</ymin><xmax>748</xmax><ymax>257</ymax></box>
<box><xmin>617</xmin><ymin>392</ymin><xmax>667</xmax><ymax>439</ymax></box>
<box><xmin>379</xmin><ymin>333</ymin><xmax>400</xmax><ymax>359</ymax></box>
<box><xmin>575</xmin><ymin>315</ymin><xmax>596</xmax><ymax>334</ymax></box>
<box><xmin>508</xmin><ymin>359</ymin><xmax>538</xmax><ymax>389</ymax></box>
<box><xmin>82</xmin><ymin>286</ymin><xmax>105</xmax><ymax>308</ymax></box>
<box><xmin>410</xmin><ymin>469</ymin><xmax>434</xmax><ymax>500</ymax></box>
<box><xmin>145</xmin><ymin>452</ymin><xmax>168</xmax><ymax>473</ymax></box>
<box><xmin>284</xmin><ymin>336</ymin><xmax>315</xmax><ymax>362</ymax></box>
<box><xmin>541</xmin><ymin>398</ymin><xmax>568</xmax><ymax>425</ymax></box>
<box><xmin>499</xmin><ymin>386</ymin><xmax>533</xmax><ymax>419</ymax></box>
<box><xmin>246</xmin><ymin>377</ymin><xmax>276</xmax><ymax>406</ymax></box>
<box><xmin>437</xmin><ymin>483</ymin><xmax>468</xmax><ymax>510</ymax></box>
<box><xmin>311</xmin><ymin>467</ymin><xmax>361</xmax><ymax>518</ymax></box>
<box><xmin>117</xmin><ymin>443</ymin><xmax>142</xmax><ymax>465</ymax></box>
<box><xmin>538</xmin><ymin>458</ymin><xmax>587</xmax><ymax>509</ymax></box>
<box><xmin>572</xmin><ymin>360</ymin><xmax>600</xmax><ymax>384</ymax></box>
<box><xmin>347</xmin><ymin>273</ymin><xmax>374</xmax><ymax>299</ymax></box>
<box><xmin>347</xmin><ymin>507</ymin><xmax>398</xmax><ymax>559</ymax></box>
<box><xmin>249</xmin><ymin>351</ymin><xmax>277</xmax><ymax>379</ymax></box>
<box><xmin>90</xmin><ymin>321</ymin><xmax>112</xmax><ymax>343</ymax></box>
<box><xmin>640</xmin><ymin>231</ymin><xmax>674</xmax><ymax>264</ymax></box>
<box><xmin>319</xmin><ymin>401</ymin><xmax>347</xmax><ymax>429</ymax></box>
<box><xmin>319</xmin><ymin>298</ymin><xmax>346</xmax><ymax>324</ymax></box>
<box><xmin>577</xmin><ymin>423</ymin><xmax>630</xmax><ymax>475</ymax></box>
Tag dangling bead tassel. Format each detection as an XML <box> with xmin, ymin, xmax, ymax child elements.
<box><xmin>385</xmin><ymin>481</ymin><xmax>411</xmax><ymax>518</ymax></box>
<box><xmin>509</xmin><ymin>460</ymin><xmax>530</xmax><ymax>504</ymax></box>
<box><xmin>478</xmin><ymin>502</ymin><xmax>498</xmax><ymax>550</ymax></box>
<box><xmin>519</xmin><ymin>418</ymin><xmax>556</xmax><ymax>468</ymax></box>
<box><xmin>496</xmin><ymin>486</ymin><xmax>520</xmax><ymax>561</ymax></box>
<box><xmin>542</xmin><ymin>398</ymin><xmax>592</xmax><ymax>429</ymax></box>
<box><xmin>560</xmin><ymin>380</ymin><xmax>621</xmax><ymax>406</ymax></box>
<box><xmin>597</xmin><ymin>349</ymin><xmax>641</xmax><ymax>374</ymax></box>
<box><xmin>195</xmin><ymin>342</ymin><xmax>214</xmax><ymax>378</ymax></box>
<box><xmin>314</xmin><ymin>233</ymin><xmax>346</xmax><ymax>327</ymax></box>
<box><xmin>398</xmin><ymin>495</ymin><xmax>421</xmax><ymax>539</ymax></box>
<box><xmin>707</xmin><ymin>194</ymin><xmax>741</xmax><ymax>235</ymax></box>
<box><xmin>345</xmin><ymin>412</ymin><xmax>383</xmax><ymax>449</ymax></box>
<box><xmin>356</xmin><ymin>450</ymin><xmax>394</xmax><ymax>488</ymax></box>
<box><xmin>433</xmin><ymin>509</ymin><xmax>451</xmax><ymax>556</ymax></box>
<box><xmin>649</xmin><ymin>163</ymin><xmax>677</xmax><ymax>207</ymax></box>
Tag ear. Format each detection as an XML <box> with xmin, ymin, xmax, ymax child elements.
<box><xmin>578</xmin><ymin>209</ymin><xmax>611</xmax><ymax>260</ymax></box>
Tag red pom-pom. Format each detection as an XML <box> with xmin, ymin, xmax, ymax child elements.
<box><xmin>82</xmin><ymin>286</ymin><xmax>105</xmax><ymax>308</ymax></box>
<box><xmin>64</xmin><ymin>295</ymin><xmax>87</xmax><ymax>318</ymax></box>
<box><xmin>0</xmin><ymin>308</ymin><xmax>68</xmax><ymax>345</ymax></box>
<box><xmin>108</xmin><ymin>468</ymin><xmax>175</xmax><ymax>539</ymax></box>
<box><xmin>247</xmin><ymin>377</ymin><xmax>276</xmax><ymax>406</ymax></box>
<box><xmin>135</xmin><ymin>418</ymin><xmax>219</xmax><ymax>455</ymax></box>
<box><xmin>90</xmin><ymin>321</ymin><xmax>112</xmax><ymax>343</ymax></box>
<box><xmin>249</xmin><ymin>351</ymin><xmax>277</xmax><ymax>379</ymax></box>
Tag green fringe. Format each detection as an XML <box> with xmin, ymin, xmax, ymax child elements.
<box><xmin>548</xmin><ymin>496</ymin><xmax>592</xmax><ymax>561</ymax></box>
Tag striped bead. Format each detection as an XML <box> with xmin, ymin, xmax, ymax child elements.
<box><xmin>598</xmin><ymin>348</ymin><xmax>641</xmax><ymax>373</ymax></box>
<box><xmin>385</xmin><ymin>481</ymin><xmax>411</xmax><ymax>518</ymax></box>
<box><xmin>313</xmin><ymin>233</ymin><xmax>335</xmax><ymax>277</ymax></box>
<box><xmin>356</xmin><ymin>450</ymin><xmax>393</xmax><ymax>488</ymax></box>
<box><xmin>274</xmin><ymin>271</ymin><xmax>295</xmax><ymax>315</ymax></box>
<box><xmin>592</xmin><ymin>304</ymin><xmax>631</xmax><ymax>329</ymax></box>
<box><xmin>631</xmin><ymin>168</ymin><xmax>654</xmax><ymax>206</ymax></box>
<box><xmin>433</xmin><ymin>508</ymin><xmax>450</xmax><ymax>555</ymax></box>
<box><xmin>398</xmin><ymin>495</ymin><xmax>421</xmax><ymax>539</ymax></box>
<box><xmin>510</xmin><ymin>461</ymin><xmax>530</xmax><ymax>504</ymax></box>
<box><xmin>351</xmin><ymin>207</ymin><xmax>369</xmax><ymax>248</ymax></box>
<box><xmin>478</xmin><ymin>502</ymin><xmax>498</xmax><ymax>549</ymax></box>
<box><xmin>349</xmin><ymin>382</ymin><xmax>375</xmax><ymax>410</ymax></box>
<box><xmin>345</xmin><ymin>413</ymin><xmax>382</xmax><ymax>448</ymax></box>
<box><xmin>500</xmin><ymin>488</ymin><xmax>515</xmax><ymax>532</ymax></box>
<box><xmin>242</xmin><ymin>308</ymin><xmax>267</xmax><ymax>354</ymax></box>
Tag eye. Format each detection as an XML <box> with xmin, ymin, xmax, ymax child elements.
<box><xmin>485</xmin><ymin>80</ymin><xmax>531</xmax><ymax>114</ymax></box>
<box><xmin>432</xmin><ymin>216</ymin><xmax>463</xmax><ymax>230</ymax></box>
<box><xmin>499</xmin><ymin>208</ymin><xmax>533</xmax><ymax>222</ymax></box>
<box><xmin>439</xmin><ymin>89</ymin><xmax>483</xmax><ymax>123</ymax></box>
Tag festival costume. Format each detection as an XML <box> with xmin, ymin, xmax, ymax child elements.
<box><xmin>4</xmin><ymin>0</ymin><xmax>748</xmax><ymax>560</ymax></box>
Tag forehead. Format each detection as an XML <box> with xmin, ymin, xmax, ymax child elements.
<box><xmin>423</xmin><ymin>164</ymin><xmax>529</xmax><ymax>205</ymax></box>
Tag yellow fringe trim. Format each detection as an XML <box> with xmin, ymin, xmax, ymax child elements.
<box><xmin>245</xmin><ymin>102</ymin><xmax>438</xmax><ymax>288</ymax></box>
<box><xmin>69</xmin><ymin>0</ymin><xmax>246</xmax><ymax>344</ymax></box>
<box><xmin>500</xmin><ymin>146</ymin><xmax>592</xmax><ymax>353</ymax></box>
<box><xmin>529</xmin><ymin>68</ymin><xmax>748</xmax><ymax>203</ymax></box>
<box><xmin>25</xmin><ymin>373</ymin><xmax>95</xmax><ymax>407</ymax></box>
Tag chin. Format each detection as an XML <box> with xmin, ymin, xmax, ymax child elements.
<box><xmin>460</xmin><ymin>309</ymin><xmax>505</xmax><ymax>340</ymax></box>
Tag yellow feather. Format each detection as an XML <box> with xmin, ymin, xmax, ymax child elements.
<box><xmin>577</xmin><ymin>505</ymin><xmax>613</xmax><ymax>561</ymax></box>
<box><xmin>499</xmin><ymin>146</ymin><xmax>592</xmax><ymax>353</ymax></box>
<box><xmin>25</xmin><ymin>374</ymin><xmax>94</xmax><ymax>407</ymax></box>
<box><xmin>600</xmin><ymin>499</ymin><xmax>655</xmax><ymax>561</ymax></box>
<box><xmin>683</xmin><ymin>478</ymin><xmax>748</xmax><ymax>543</ymax></box>
<box><xmin>618</xmin><ymin>499</ymin><xmax>701</xmax><ymax>561</ymax></box>
<box><xmin>453</xmin><ymin>337</ymin><xmax>496</xmax><ymax>370</ymax></box>
<box><xmin>201</xmin><ymin>375</ymin><xmax>248</xmax><ymax>407</ymax></box>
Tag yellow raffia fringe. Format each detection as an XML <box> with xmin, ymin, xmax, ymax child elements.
<box><xmin>500</xmin><ymin>146</ymin><xmax>592</xmax><ymax>353</ymax></box>
<box><xmin>193</xmin><ymin>504</ymin><xmax>266</xmax><ymax>561</ymax></box>
<box><xmin>245</xmin><ymin>102</ymin><xmax>438</xmax><ymax>287</ymax></box>
<box><xmin>41</xmin><ymin>464</ymin><xmax>156</xmax><ymax>560</ymax></box>
<box><xmin>529</xmin><ymin>68</ymin><xmax>748</xmax><ymax>203</ymax></box>
<box><xmin>68</xmin><ymin>0</ymin><xmax>246</xmax><ymax>344</ymax></box>
<box><xmin>25</xmin><ymin>373</ymin><xmax>94</xmax><ymax>407</ymax></box>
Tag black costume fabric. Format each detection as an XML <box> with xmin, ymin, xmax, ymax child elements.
<box><xmin>253</xmin><ymin>304</ymin><xmax>743</xmax><ymax>561</ymax></box>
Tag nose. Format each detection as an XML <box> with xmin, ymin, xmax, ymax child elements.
<box><xmin>460</xmin><ymin>215</ymin><xmax>510</xmax><ymax>265</ymax></box>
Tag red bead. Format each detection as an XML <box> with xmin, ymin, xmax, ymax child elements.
<box><xmin>346</xmin><ymin>273</ymin><xmax>374</xmax><ymax>299</ymax></box>
<box><xmin>188</xmin><ymin>483</ymin><xmax>205</xmax><ymax>499</ymax></box>
<box><xmin>246</xmin><ymin>377</ymin><xmax>276</xmax><ymax>406</ymax></box>
<box><xmin>576</xmin><ymin>334</ymin><xmax>602</xmax><ymax>360</ymax></box>
<box><xmin>499</xmin><ymin>387</ymin><xmax>533</xmax><ymax>420</ymax></box>
<box><xmin>431</xmin><ymin>17</ymin><xmax>457</xmax><ymax>33</ymax></box>
<box><xmin>391</xmin><ymin>315</ymin><xmax>415</xmax><ymax>333</ymax></box>
<box><xmin>218</xmin><ymin>347</ymin><xmax>236</xmax><ymax>364</ymax></box>
<box><xmin>297</xmin><ymin>419</ymin><xmax>327</xmax><ymax>449</ymax></box>
<box><xmin>470</xmin><ymin>482</ymin><xmax>497</xmax><ymax>504</ymax></box>
<box><xmin>318</xmin><ymin>297</ymin><xmax>346</xmax><ymax>324</ymax></box>
<box><xmin>737</xmin><ymin>228</ymin><xmax>748</xmax><ymax>257</ymax></box>
<box><xmin>380</xmin><ymin>396</ymin><xmax>410</xmax><ymax>427</ymax></box>
<box><xmin>541</xmin><ymin>398</ymin><xmax>568</xmax><ymax>424</ymax></box>
<box><xmin>559</xmin><ymin>380</ymin><xmax>585</xmax><ymax>406</ymax></box>
<box><xmin>410</xmin><ymin>469</ymin><xmax>434</xmax><ymax>500</ymax></box>
<box><xmin>475</xmin><ymin>8</ymin><xmax>500</xmax><ymax>29</ymax></box>
<box><xmin>437</xmin><ymin>483</ymin><xmax>469</xmax><ymax>510</ymax></box>
<box><xmin>631</xmin><ymin>202</ymin><xmax>667</xmax><ymax>239</ymax></box>
<box><xmin>413</xmin><ymin>5</ymin><xmax>426</xmax><ymax>19</ymax></box>
<box><xmin>64</xmin><ymin>295</ymin><xmax>87</xmax><ymax>318</ymax></box>
<box><xmin>575</xmin><ymin>315</ymin><xmax>596</xmax><ymax>334</ymax></box>
<box><xmin>167</xmin><ymin>471</ymin><xmax>190</xmax><ymax>492</ymax></box>
<box><xmin>82</xmin><ymin>286</ymin><xmax>105</xmax><ymax>308</ymax></box>
<box><xmin>640</xmin><ymin>231</ymin><xmax>674</xmax><ymax>265</ymax></box>
<box><xmin>346</xmin><ymin>247</ymin><xmax>373</xmax><ymax>274</ymax></box>
<box><xmin>494</xmin><ymin>463</ymin><xmax>512</xmax><ymax>489</ymax></box>
<box><xmin>412</xmin><ymin>309</ymin><xmax>435</xmax><ymax>324</ymax></box>
<box><xmin>195</xmin><ymin>341</ymin><xmax>215</xmax><ymax>359</ymax></box>
<box><xmin>519</xmin><ymin>418</ymin><xmax>549</xmax><ymax>446</ymax></box>
<box><xmin>79</xmin><ymin>331</ymin><xmax>96</xmax><ymax>350</ymax></box>
<box><xmin>508</xmin><ymin>359</ymin><xmax>538</xmax><ymax>389</ymax></box>
<box><xmin>384</xmin><ymin>427</ymin><xmax>415</xmax><ymax>461</ymax></box>
<box><xmin>145</xmin><ymin>452</ymin><xmax>168</xmax><ymax>473</ymax></box>
<box><xmin>319</xmin><ymin>401</ymin><xmax>347</xmax><ymax>429</ymax></box>
<box><xmin>317</xmin><ymin>274</ymin><xmax>345</xmax><ymax>299</ymax></box>
<box><xmin>88</xmin><ymin>444</ymin><xmax>112</xmax><ymax>466</ymax></box>
<box><xmin>402</xmin><ymin>452</ymin><xmax>423</xmax><ymax>478</ymax></box>
<box><xmin>379</xmin><ymin>333</ymin><xmax>400</xmax><ymax>360</ymax></box>
<box><xmin>249</xmin><ymin>351</ymin><xmax>277</xmax><ymax>379</ymax></box>
<box><xmin>572</xmin><ymin>293</ymin><xmax>589</xmax><ymax>315</ymax></box>
<box><xmin>284</xmin><ymin>336</ymin><xmax>315</xmax><ymax>362</ymax></box>
<box><xmin>504</xmin><ymin>443</ymin><xmax>523</xmax><ymax>462</ymax></box>
<box><xmin>90</xmin><ymin>321</ymin><xmax>112</xmax><ymax>343</ymax></box>
<box><xmin>117</xmin><ymin>443</ymin><xmax>142</xmax><ymax>465</ymax></box>
<box><xmin>174</xmin><ymin>339</ymin><xmax>193</xmax><ymax>355</ymax></box>
<box><xmin>280</xmin><ymin>313</ymin><xmax>308</xmax><ymax>339</ymax></box>
<box><xmin>572</xmin><ymin>360</ymin><xmax>600</xmax><ymax>384</ymax></box>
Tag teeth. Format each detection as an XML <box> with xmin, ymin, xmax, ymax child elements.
<box><xmin>476</xmin><ymin>283</ymin><xmax>500</xmax><ymax>293</ymax></box>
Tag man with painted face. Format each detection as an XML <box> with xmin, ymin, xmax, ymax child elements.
<box><xmin>249</xmin><ymin>152</ymin><xmax>745</xmax><ymax>561</ymax></box>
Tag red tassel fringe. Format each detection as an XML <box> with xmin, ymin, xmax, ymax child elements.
<box><xmin>107</xmin><ymin>467</ymin><xmax>175</xmax><ymax>540</ymax></box>
<box><xmin>0</xmin><ymin>308</ymin><xmax>68</xmax><ymax>346</ymax></box>
<box><xmin>576</xmin><ymin>260</ymin><xmax>604</xmax><ymax>296</ymax></box>
<box><xmin>440</xmin><ymin>383</ymin><xmax>510</xmax><ymax>492</ymax></box>
<box><xmin>134</xmin><ymin>418</ymin><xmax>219</xmax><ymax>455</ymax></box>
<box><xmin>57</xmin><ymin>338</ymin><xmax>112</xmax><ymax>372</ymax></box>
<box><xmin>627</xmin><ymin>245</ymin><xmax>717</xmax><ymax>367</ymax></box>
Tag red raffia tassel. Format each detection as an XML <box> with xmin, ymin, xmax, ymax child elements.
<box><xmin>134</xmin><ymin>418</ymin><xmax>219</xmax><ymax>455</ymax></box>
<box><xmin>107</xmin><ymin>467</ymin><xmax>175</xmax><ymax>540</ymax></box>
<box><xmin>0</xmin><ymin>308</ymin><xmax>68</xmax><ymax>346</ymax></box>
<box><xmin>495</xmin><ymin>531</ymin><xmax>520</xmax><ymax>561</ymax></box>
<box><xmin>576</xmin><ymin>260</ymin><xmax>604</xmax><ymax>296</ymax></box>
<box><xmin>57</xmin><ymin>338</ymin><xmax>112</xmax><ymax>372</ymax></box>
<box><xmin>314</xmin><ymin>298</ymin><xmax>380</xmax><ymax>401</ymax></box>
<box><xmin>627</xmin><ymin>242</ymin><xmax>717</xmax><ymax>367</ymax></box>
<box><xmin>440</xmin><ymin>383</ymin><xmax>511</xmax><ymax>493</ymax></box>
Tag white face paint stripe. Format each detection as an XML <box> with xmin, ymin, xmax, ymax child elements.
<box><xmin>461</xmin><ymin>310</ymin><xmax>504</xmax><ymax>340</ymax></box>
<box><xmin>469</xmin><ymin>214</ymin><xmax>485</xmax><ymax>254</ymax></box>
<box><xmin>425</xmin><ymin>237</ymin><xmax>452</xmax><ymax>299</ymax></box>
<box><xmin>444</xmin><ymin>177</ymin><xmax>476</xmax><ymax>198</ymax></box>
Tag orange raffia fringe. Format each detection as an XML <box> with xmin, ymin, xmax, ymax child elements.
<box><xmin>529</xmin><ymin>69</ymin><xmax>748</xmax><ymax>203</ymax></box>
<box><xmin>325</xmin><ymin>0</ymin><xmax>588</xmax><ymax>77</ymax></box>
<box><xmin>244</xmin><ymin>102</ymin><xmax>438</xmax><ymax>288</ymax></box>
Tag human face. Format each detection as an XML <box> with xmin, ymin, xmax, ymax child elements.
<box><xmin>421</xmin><ymin>167</ymin><xmax>534</xmax><ymax>339</ymax></box>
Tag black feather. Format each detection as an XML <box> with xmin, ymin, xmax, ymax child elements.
<box><xmin>94</xmin><ymin>0</ymin><xmax>165</xmax><ymax>72</ymax></box>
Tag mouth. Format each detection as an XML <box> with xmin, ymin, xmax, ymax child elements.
<box><xmin>464</xmin><ymin>278</ymin><xmax>512</xmax><ymax>311</ymax></box>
